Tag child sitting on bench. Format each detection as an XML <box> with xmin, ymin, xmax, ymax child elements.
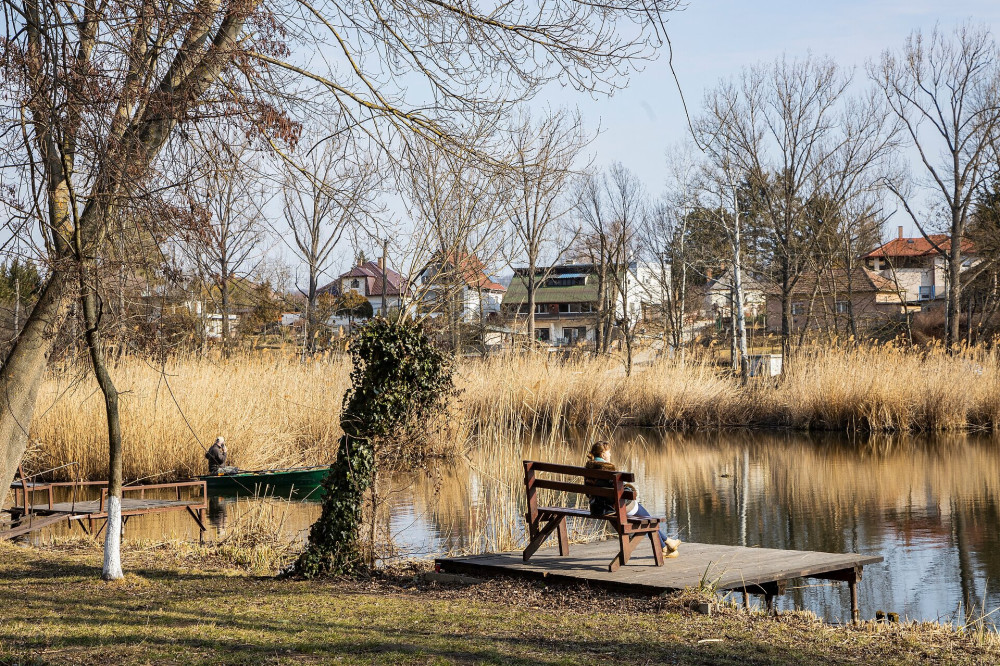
<box><xmin>584</xmin><ymin>441</ymin><xmax>681</xmax><ymax>557</ymax></box>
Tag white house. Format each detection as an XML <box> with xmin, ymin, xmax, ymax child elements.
<box><xmin>416</xmin><ymin>251</ymin><xmax>506</xmax><ymax>321</ymax></box>
<box><xmin>703</xmin><ymin>268</ymin><xmax>766</xmax><ymax>320</ymax></box>
<box><xmin>318</xmin><ymin>256</ymin><xmax>409</xmax><ymax>319</ymax></box>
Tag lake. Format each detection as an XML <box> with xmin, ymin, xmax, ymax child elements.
<box><xmin>15</xmin><ymin>429</ymin><xmax>1000</xmax><ymax>627</ymax></box>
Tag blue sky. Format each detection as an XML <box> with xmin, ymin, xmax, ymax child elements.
<box><xmin>544</xmin><ymin>0</ymin><xmax>1000</xmax><ymax>234</ymax></box>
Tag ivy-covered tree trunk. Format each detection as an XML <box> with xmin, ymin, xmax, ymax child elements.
<box><xmin>296</xmin><ymin>431</ymin><xmax>374</xmax><ymax>575</ymax></box>
<box><xmin>296</xmin><ymin>316</ymin><xmax>451</xmax><ymax>577</ymax></box>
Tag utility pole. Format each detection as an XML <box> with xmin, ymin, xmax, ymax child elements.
<box><xmin>381</xmin><ymin>238</ymin><xmax>388</xmax><ymax>317</ymax></box>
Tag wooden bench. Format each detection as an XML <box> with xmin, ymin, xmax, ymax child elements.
<box><xmin>523</xmin><ymin>460</ymin><xmax>666</xmax><ymax>572</ymax></box>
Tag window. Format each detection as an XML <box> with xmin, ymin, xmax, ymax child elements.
<box><xmin>791</xmin><ymin>302</ymin><xmax>806</xmax><ymax>316</ymax></box>
<box><xmin>563</xmin><ymin>326</ymin><xmax>588</xmax><ymax>343</ymax></box>
<box><xmin>919</xmin><ymin>286</ymin><xmax>934</xmax><ymax>300</ymax></box>
<box><xmin>535</xmin><ymin>303</ymin><xmax>547</xmax><ymax>314</ymax></box>
<box><xmin>351</xmin><ymin>279</ymin><xmax>360</xmax><ymax>289</ymax></box>
<box><xmin>544</xmin><ymin>276</ymin><xmax>586</xmax><ymax>287</ymax></box>
<box><xmin>835</xmin><ymin>301</ymin><xmax>849</xmax><ymax>315</ymax></box>
<box><xmin>536</xmin><ymin>328</ymin><xmax>550</xmax><ymax>342</ymax></box>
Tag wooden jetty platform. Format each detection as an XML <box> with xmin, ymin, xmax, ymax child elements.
<box><xmin>436</xmin><ymin>540</ymin><xmax>883</xmax><ymax>621</ymax></box>
<box><xmin>3</xmin><ymin>478</ymin><xmax>208</xmax><ymax>540</ymax></box>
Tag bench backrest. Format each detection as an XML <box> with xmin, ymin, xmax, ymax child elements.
<box><xmin>523</xmin><ymin>460</ymin><xmax>635</xmax><ymax>526</ymax></box>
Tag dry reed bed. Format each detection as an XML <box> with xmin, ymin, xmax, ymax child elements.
<box><xmin>25</xmin><ymin>345</ymin><xmax>1000</xmax><ymax>481</ymax></box>
<box><xmin>31</xmin><ymin>354</ymin><xmax>351</xmax><ymax>481</ymax></box>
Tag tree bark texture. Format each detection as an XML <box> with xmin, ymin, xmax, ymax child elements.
<box><xmin>0</xmin><ymin>269</ymin><xmax>73</xmax><ymax>501</ymax></box>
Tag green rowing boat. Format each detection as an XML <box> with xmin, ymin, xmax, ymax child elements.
<box><xmin>197</xmin><ymin>465</ymin><xmax>331</xmax><ymax>498</ymax></box>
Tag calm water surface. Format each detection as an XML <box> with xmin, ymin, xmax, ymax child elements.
<box><xmin>20</xmin><ymin>430</ymin><xmax>1000</xmax><ymax>626</ymax></box>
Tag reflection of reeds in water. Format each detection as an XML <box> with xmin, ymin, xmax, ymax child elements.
<box><xmin>214</xmin><ymin>494</ymin><xmax>297</xmax><ymax>574</ymax></box>
<box><xmin>387</xmin><ymin>428</ymin><xmax>1000</xmax><ymax>564</ymax></box>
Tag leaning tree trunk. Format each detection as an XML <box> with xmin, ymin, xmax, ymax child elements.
<box><xmin>79</xmin><ymin>260</ymin><xmax>124</xmax><ymax>580</ymax></box>
<box><xmin>0</xmin><ymin>269</ymin><xmax>74</xmax><ymax>499</ymax></box>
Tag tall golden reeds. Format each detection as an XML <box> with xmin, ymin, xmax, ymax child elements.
<box><xmin>22</xmin><ymin>344</ymin><xmax>1000</xmax><ymax>481</ymax></box>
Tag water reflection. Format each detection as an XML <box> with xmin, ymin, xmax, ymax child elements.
<box><xmin>385</xmin><ymin>430</ymin><xmax>1000</xmax><ymax>626</ymax></box>
<box><xmin>15</xmin><ymin>430</ymin><xmax>1000</xmax><ymax>626</ymax></box>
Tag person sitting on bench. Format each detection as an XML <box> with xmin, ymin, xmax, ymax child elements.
<box><xmin>584</xmin><ymin>441</ymin><xmax>681</xmax><ymax>556</ymax></box>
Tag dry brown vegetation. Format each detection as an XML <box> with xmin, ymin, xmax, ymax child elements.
<box><xmin>3</xmin><ymin>540</ymin><xmax>997</xmax><ymax>665</ymax></box>
<box><xmin>22</xmin><ymin>344</ymin><xmax>1000</xmax><ymax>482</ymax></box>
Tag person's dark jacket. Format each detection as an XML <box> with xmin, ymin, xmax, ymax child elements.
<box><xmin>584</xmin><ymin>459</ymin><xmax>617</xmax><ymax>516</ymax></box>
<box><xmin>205</xmin><ymin>443</ymin><xmax>227</xmax><ymax>474</ymax></box>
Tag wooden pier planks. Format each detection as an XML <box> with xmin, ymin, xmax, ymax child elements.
<box><xmin>437</xmin><ymin>540</ymin><xmax>882</xmax><ymax>597</ymax></box>
<box><xmin>4</xmin><ymin>480</ymin><xmax>210</xmax><ymax>540</ymax></box>
<box><xmin>10</xmin><ymin>498</ymin><xmax>197</xmax><ymax>518</ymax></box>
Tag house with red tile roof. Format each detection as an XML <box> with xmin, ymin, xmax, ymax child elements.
<box><xmin>318</xmin><ymin>256</ymin><xmax>409</xmax><ymax>318</ymax></box>
<box><xmin>415</xmin><ymin>251</ymin><xmax>506</xmax><ymax>321</ymax></box>
<box><xmin>863</xmin><ymin>227</ymin><xmax>977</xmax><ymax>305</ymax></box>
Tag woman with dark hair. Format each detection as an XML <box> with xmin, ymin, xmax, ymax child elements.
<box><xmin>584</xmin><ymin>441</ymin><xmax>681</xmax><ymax>556</ymax></box>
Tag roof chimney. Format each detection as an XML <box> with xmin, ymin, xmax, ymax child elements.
<box><xmin>898</xmin><ymin>225</ymin><xmax>904</xmax><ymax>240</ymax></box>
<box><xmin>357</xmin><ymin>256</ymin><xmax>364</xmax><ymax>267</ymax></box>
<box><xmin>378</xmin><ymin>256</ymin><xmax>384</xmax><ymax>271</ymax></box>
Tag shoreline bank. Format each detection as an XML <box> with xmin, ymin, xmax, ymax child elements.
<box><xmin>0</xmin><ymin>539</ymin><xmax>995</xmax><ymax>665</ymax></box>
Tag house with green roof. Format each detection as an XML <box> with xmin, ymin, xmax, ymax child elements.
<box><xmin>501</xmin><ymin>262</ymin><xmax>664</xmax><ymax>345</ymax></box>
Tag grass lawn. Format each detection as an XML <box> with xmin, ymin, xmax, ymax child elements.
<box><xmin>0</xmin><ymin>540</ymin><xmax>996</xmax><ymax>665</ymax></box>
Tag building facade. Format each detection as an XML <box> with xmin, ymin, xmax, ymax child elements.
<box><xmin>416</xmin><ymin>252</ymin><xmax>506</xmax><ymax>322</ymax></box>
<box><xmin>863</xmin><ymin>228</ymin><xmax>976</xmax><ymax>306</ymax></box>
<box><xmin>765</xmin><ymin>267</ymin><xmax>906</xmax><ymax>333</ymax></box>
<box><xmin>501</xmin><ymin>262</ymin><xmax>662</xmax><ymax>345</ymax></box>
<box><xmin>318</xmin><ymin>257</ymin><xmax>408</xmax><ymax>318</ymax></box>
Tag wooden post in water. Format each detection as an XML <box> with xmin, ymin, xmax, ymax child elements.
<box><xmin>849</xmin><ymin>578</ymin><xmax>859</xmax><ymax>624</ymax></box>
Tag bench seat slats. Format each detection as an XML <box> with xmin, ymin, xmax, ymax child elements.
<box><xmin>538</xmin><ymin>506</ymin><xmax>666</xmax><ymax>522</ymax></box>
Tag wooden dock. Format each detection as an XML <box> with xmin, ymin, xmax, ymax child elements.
<box><xmin>3</xmin><ymin>479</ymin><xmax>208</xmax><ymax>540</ymax></box>
<box><xmin>436</xmin><ymin>540</ymin><xmax>883</xmax><ymax>621</ymax></box>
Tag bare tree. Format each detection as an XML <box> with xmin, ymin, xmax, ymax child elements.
<box><xmin>604</xmin><ymin>164</ymin><xmax>647</xmax><ymax>374</ymax></box>
<box><xmin>576</xmin><ymin>163</ymin><xmax>645</xmax><ymax>365</ymax></box>
<box><xmin>401</xmin><ymin>135</ymin><xmax>506</xmax><ymax>353</ymax></box>
<box><xmin>179</xmin><ymin>133</ymin><xmax>269</xmax><ymax>356</ymax></box>
<box><xmin>640</xmin><ymin>145</ymin><xmax>701</xmax><ymax>358</ymax></box>
<box><xmin>700</xmin><ymin>57</ymin><xmax>852</xmax><ymax>354</ymax></box>
<box><xmin>281</xmin><ymin>127</ymin><xmax>381</xmax><ymax>352</ymax></box>
<box><xmin>640</xmin><ymin>200</ymin><xmax>682</xmax><ymax>351</ymax></box>
<box><xmin>871</xmin><ymin>24</ymin><xmax>1000</xmax><ymax>348</ymax></box>
<box><xmin>690</xmin><ymin>134</ymin><xmax>751</xmax><ymax>377</ymax></box>
<box><xmin>505</xmin><ymin>110</ymin><xmax>589</xmax><ymax>345</ymax></box>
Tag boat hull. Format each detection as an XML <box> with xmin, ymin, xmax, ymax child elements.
<box><xmin>197</xmin><ymin>466</ymin><xmax>331</xmax><ymax>499</ymax></box>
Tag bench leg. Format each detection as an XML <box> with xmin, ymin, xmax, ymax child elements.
<box><xmin>609</xmin><ymin>532</ymin><xmax>642</xmax><ymax>573</ymax></box>
<box><xmin>523</xmin><ymin>516</ymin><xmax>563</xmax><ymax>562</ymax></box>
<box><xmin>556</xmin><ymin>515</ymin><xmax>569</xmax><ymax>556</ymax></box>
<box><xmin>648</xmin><ymin>531</ymin><xmax>664</xmax><ymax>566</ymax></box>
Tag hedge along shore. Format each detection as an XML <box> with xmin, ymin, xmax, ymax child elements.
<box><xmin>23</xmin><ymin>344</ymin><xmax>1000</xmax><ymax>483</ymax></box>
<box><xmin>0</xmin><ymin>540</ymin><xmax>996</xmax><ymax>666</ymax></box>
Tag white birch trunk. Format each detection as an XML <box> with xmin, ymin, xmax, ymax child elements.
<box><xmin>102</xmin><ymin>494</ymin><xmax>124</xmax><ymax>580</ymax></box>
<box><xmin>727</xmin><ymin>166</ymin><xmax>749</xmax><ymax>379</ymax></box>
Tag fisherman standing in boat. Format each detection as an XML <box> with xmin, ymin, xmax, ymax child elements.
<box><xmin>205</xmin><ymin>437</ymin><xmax>228</xmax><ymax>475</ymax></box>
